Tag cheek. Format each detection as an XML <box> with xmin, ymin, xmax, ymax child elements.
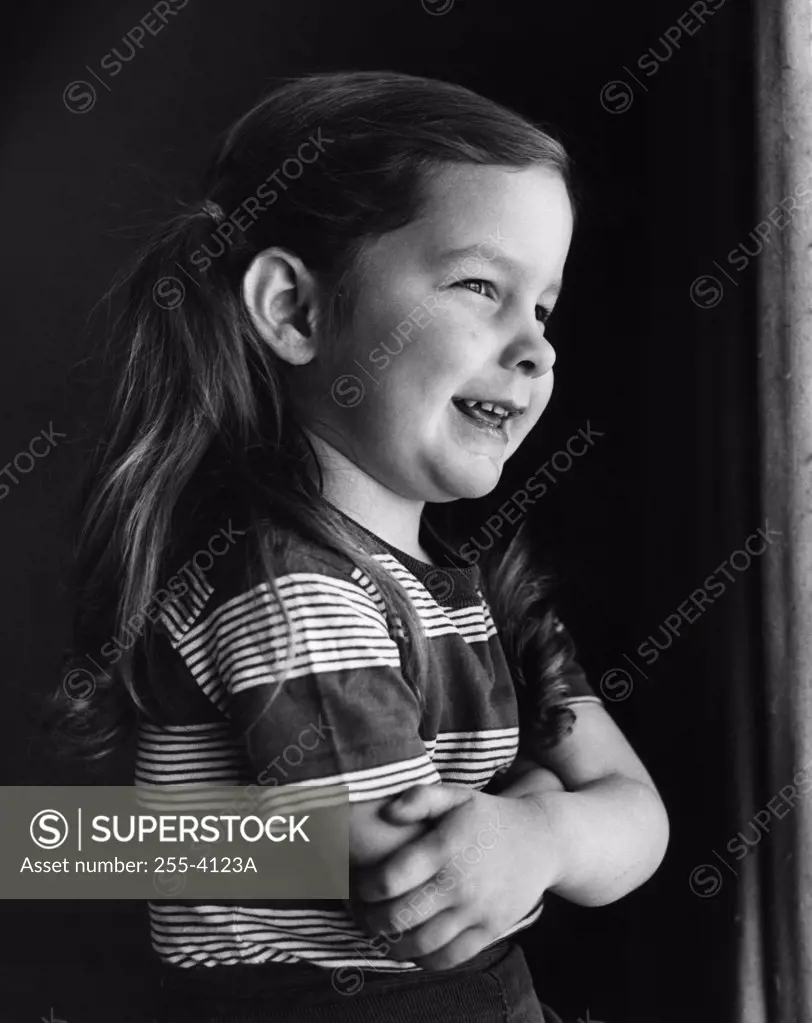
<box><xmin>386</xmin><ymin>326</ymin><xmax>462</xmax><ymax>398</ymax></box>
<box><xmin>508</xmin><ymin>375</ymin><xmax>554</xmax><ymax>453</ymax></box>
<box><xmin>530</xmin><ymin>372</ymin><xmax>555</xmax><ymax>422</ymax></box>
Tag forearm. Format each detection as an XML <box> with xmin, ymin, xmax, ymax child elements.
<box><xmin>501</xmin><ymin>770</ymin><xmax>669</xmax><ymax>906</ymax></box>
<box><xmin>487</xmin><ymin>753</ymin><xmax>565</xmax><ymax>798</ymax></box>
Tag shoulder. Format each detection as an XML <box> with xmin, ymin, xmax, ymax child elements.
<box><xmin>157</xmin><ymin>509</ymin><xmax>379</xmax><ymax>645</ymax></box>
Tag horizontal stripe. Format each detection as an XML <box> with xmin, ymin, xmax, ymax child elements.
<box><xmin>147</xmin><ymin>900</ymin><xmax>543</xmax><ymax>971</ymax></box>
<box><xmin>141</xmin><ymin>524</ymin><xmax>600</xmax><ymax>972</ymax></box>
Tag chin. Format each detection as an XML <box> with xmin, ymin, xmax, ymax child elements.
<box><xmin>431</xmin><ymin>464</ymin><xmax>503</xmax><ymax>502</ymax></box>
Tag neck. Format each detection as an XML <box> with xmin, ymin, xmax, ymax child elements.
<box><xmin>304</xmin><ymin>429</ymin><xmax>430</xmax><ymax>562</ymax></box>
<box><xmin>302</xmin><ymin>427</ymin><xmax>429</xmax><ymax>564</ymax></box>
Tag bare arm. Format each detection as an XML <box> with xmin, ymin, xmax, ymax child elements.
<box><xmin>498</xmin><ymin>702</ymin><xmax>669</xmax><ymax>906</ymax></box>
<box><xmin>484</xmin><ymin>752</ymin><xmax>565</xmax><ymax>798</ymax></box>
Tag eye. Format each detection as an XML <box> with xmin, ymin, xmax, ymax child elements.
<box><xmin>455</xmin><ymin>278</ymin><xmax>498</xmax><ymax>300</ymax></box>
<box><xmin>536</xmin><ymin>305</ymin><xmax>553</xmax><ymax>327</ymax></box>
<box><xmin>455</xmin><ymin>280</ymin><xmax>554</xmax><ymax>331</ymax></box>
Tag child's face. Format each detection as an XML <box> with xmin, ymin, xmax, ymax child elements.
<box><xmin>307</xmin><ymin>162</ymin><xmax>573</xmax><ymax>502</ymax></box>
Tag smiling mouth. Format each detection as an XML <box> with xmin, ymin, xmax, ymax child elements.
<box><xmin>451</xmin><ymin>397</ymin><xmax>525</xmax><ymax>430</ymax></box>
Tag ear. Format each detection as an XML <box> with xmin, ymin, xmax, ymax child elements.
<box><xmin>242</xmin><ymin>248</ymin><xmax>320</xmax><ymax>366</ymax></box>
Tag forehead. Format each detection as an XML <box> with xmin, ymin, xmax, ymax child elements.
<box><xmin>405</xmin><ymin>163</ymin><xmax>573</xmax><ymax>280</ymax></box>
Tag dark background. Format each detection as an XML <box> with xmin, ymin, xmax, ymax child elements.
<box><xmin>1</xmin><ymin>1</ymin><xmax>759</xmax><ymax>1021</ymax></box>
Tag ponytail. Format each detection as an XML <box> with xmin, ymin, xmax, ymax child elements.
<box><xmin>47</xmin><ymin>70</ymin><xmax>577</xmax><ymax>760</ymax></box>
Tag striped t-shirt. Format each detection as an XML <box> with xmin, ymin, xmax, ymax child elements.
<box><xmin>138</xmin><ymin>506</ymin><xmax>602</xmax><ymax>971</ymax></box>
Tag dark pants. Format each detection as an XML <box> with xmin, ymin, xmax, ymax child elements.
<box><xmin>153</xmin><ymin>941</ymin><xmax>564</xmax><ymax>1023</ymax></box>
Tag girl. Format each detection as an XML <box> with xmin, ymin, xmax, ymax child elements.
<box><xmin>50</xmin><ymin>70</ymin><xmax>669</xmax><ymax>1023</ymax></box>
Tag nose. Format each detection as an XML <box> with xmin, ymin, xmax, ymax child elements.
<box><xmin>499</xmin><ymin>320</ymin><xmax>556</xmax><ymax>379</ymax></box>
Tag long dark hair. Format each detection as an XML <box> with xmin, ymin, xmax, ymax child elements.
<box><xmin>48</xmin><ymin>70</ymin><xmax>579</xmax><ymax>762</ymax></box>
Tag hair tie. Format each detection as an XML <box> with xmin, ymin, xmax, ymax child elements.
<box><xmin>201</xmin><ymin>199</ymin><xmax>225</xmax><ymax>224</ymax></box>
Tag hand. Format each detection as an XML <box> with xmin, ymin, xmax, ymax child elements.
<box><xmin>348</xmin><ymin>782</ymin><xmax>560</xmax><ymax>971</ymax></box>
<box><xmin>341</xmin><ymin>782</ymin><xmax>473</xmax><ymax>928</ymax></box>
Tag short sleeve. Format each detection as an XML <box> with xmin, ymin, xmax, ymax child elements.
<box><xmin>550</xmin><ymin>616</ymin><xmax>603</xmax><ymax>707</ymax></box>
<box><xmin>186</xmin><ymin>565</ymin><xmax>442</xmax><ymax>802</ymax></box>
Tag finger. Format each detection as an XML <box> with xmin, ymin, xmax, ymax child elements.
<box><xmin>357</xmin><ymin>874</ymin><xmax>449</xmax><ymax>935</ymax></box>
<box><xmin>353</xmin><ymin>832</ymin><xmax>446</xmax><ymax>904</ymax></box>
<box><xmin>381</xmin><ymin>907</ymin><xmax>467</xmax><ymax>963</ymax></box>
<box><xmin>382</xmin><ymin>782</ymin><xmax>474</xmax><ymax>824</ymax></box>
<box><xmin>411</xmin><ymin>925</ymin><xmax>491</xmax><ymax>972</ymax></box>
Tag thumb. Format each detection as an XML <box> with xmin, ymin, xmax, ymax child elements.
<box><xmin>383</xmin><ymin>781</ymin><xmax>473</xmax><ymax>823</ymax></box>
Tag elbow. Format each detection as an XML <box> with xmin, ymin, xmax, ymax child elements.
<box><xmin>618</xmin><ymin>786</ymin><xmax>670</xmax><ymax>899</ymax></box>
<box><xmin>640</xmin><ymin>783</ymin><xmax>670</xmax><ymax>878</ymax></box>
<box><xmin>617</xmin><ymin>785</ymin><xmax>666</xmax><ymax>900</ymax></box>
<box><xmin>618</xmin><ymin>788</ymin><xmax>671</xmax><ymax>905</ymax></box>
<box><xmin>650</xmin><ymin>789</ymin><xmax>670</xmax><ymax>873</ymax></box>
<box><xmin>571</xmin><ymin>785</ymin><xmax>671</xmax><ymax>909</ymax></box>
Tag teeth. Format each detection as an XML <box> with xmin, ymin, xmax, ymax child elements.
<box><xmin>458</xmin><ymin>399</ymin><xmax>512</xmax><ymax>418</ymax></box>
<box><xmin>456</xmin><ymin>396</ymin><xmax>513</xmax><ymax>417</ymax></box>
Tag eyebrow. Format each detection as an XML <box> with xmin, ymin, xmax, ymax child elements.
<box><xmin>436</xmin><ymin>244</ymin><xmax>562</xmax><ymax>298</ymax></box>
